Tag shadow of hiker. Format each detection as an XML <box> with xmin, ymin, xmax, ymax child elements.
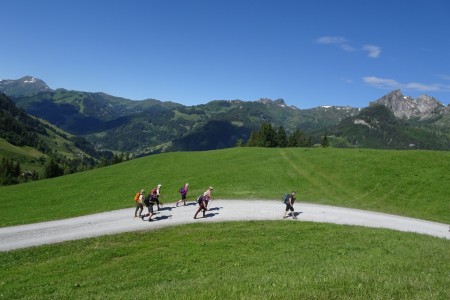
<box><xmin>204</xmin><ymin>213</ymin><xmax>218</xmax><ymax>218</ymax></box>
<box><xmin>159</xmin><ymin>206</ymin><xmax>174</xmax><ymax>211</ymax></box>
<box><xmin>153</xmin><ymin>215</ymin><xmax>172</xmax><ymax>221</ymax></box>
<box><xmin>208</xmin><ymin>207</ymin><xmax>222</xmax><ymax>211</ymax></box>
<box><xmin>294</xmin><ymin>212</ymin><xmax>303</xmax><ymax>217</ymax></box>
<box><xmin>185</xmin><ymin>202</ymin><xmax>197</xmax><ymax>206</ymax></box>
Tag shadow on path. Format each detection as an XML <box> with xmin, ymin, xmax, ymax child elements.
<box><xmin>158</xmin><ymin>206</ymin><xmax>174</xmax><ymax>212</ymax></box>
<box><xmin>152</xmin><ymin>215</ymin><xmax>172</xmax><ymax>221</ymax></box>
<box><xmin>205</xmin><ymin>213</ymin><xmax>218</xmax><ymax>218</ymax></box>
<box><xmin>208</xmin><ymin>207</ymin><xmax>223</xmax><ymax>211</ymax></box>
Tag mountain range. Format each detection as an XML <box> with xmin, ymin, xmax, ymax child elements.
<box><xmin>1</xmin><ymin>76</ymin><xmax>450</xmax><ymax>155</ymax></box>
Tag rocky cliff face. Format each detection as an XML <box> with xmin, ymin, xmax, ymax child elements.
<box><xmin>370</xmin><ymin>89</ymin><xmax>446</xmax><ymax>119</ymax></box>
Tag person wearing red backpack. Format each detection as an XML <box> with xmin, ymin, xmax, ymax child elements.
<box><xmin>193</xmin><ymin>186</ymin><xmax>213</xmax><ymax>219</ymax></box>
<box><xmin>150</xmin><ymin>184</ymin><xmax>163</xmax><ymax>210</ymax></box>
<box><xmin>134</xmin><ymin>189</ymin><xmax>144</xmax><ymax>218</ymax></box>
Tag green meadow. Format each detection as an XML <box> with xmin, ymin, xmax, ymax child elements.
<box><xmin>1</xmin><ymin>148</ymin><xmax>449</xmax><ymax>299</ymax></box>
<box><xmin>1</xmin><ymin>222</ymin><xmax>449</xmax><ymax>299</ymax></box>
<box><xmin>1</xmin><ymin>147</ymin><xmax>449</xmax><ymax>226</ymax></box>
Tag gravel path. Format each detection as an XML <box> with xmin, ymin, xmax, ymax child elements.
<box><xmin>1</xmin><ymin>200</ymin><xmax>448</xmax><ymax>251</ymax></box>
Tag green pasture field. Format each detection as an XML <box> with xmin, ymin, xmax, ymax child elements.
<box><xmin>0</xmin><ymin>222</ymin><xmax>448</xmax><ymax>299</ymax></box>
<box><xmin>1</xmin><ymin>148</ymin><xmax>449</xmax><ymax>299</ymax></box>
<box><xmin>1</xmin><ymin>147</ymin><xmax>449</xmax><ymax>227</ymax></box>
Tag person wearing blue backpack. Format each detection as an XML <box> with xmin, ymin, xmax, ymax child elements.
<box><xmin>283</xmin><ymin>191</ymin><xmax>297</xmax><ymax>219</ymax></box>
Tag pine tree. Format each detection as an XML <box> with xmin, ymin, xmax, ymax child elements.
<box><xmin>276</xmin><ymin>126</ymin><xmax>287</xmax><ymax>147</ymax></box>
<box><xmin>321</xmin><ymin>131</ymin><xmax>330</xmax><ymax>148</ymax></box>
<box><xmin>44</xmin><ymin>159</ymin><xmax>64</xmax><ymax>179</ymax></box>
<box><xmin>258</xmin><ymin>123</ymin><xmax>277</xmax><ymax>147</ymax></box>
<box><xmin>246</xmin><ymin>130</ymin><xmax>258</xmax><ymax>147</ymax></box>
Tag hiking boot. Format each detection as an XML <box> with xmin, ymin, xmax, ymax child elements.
<box><xmin>141</xmin><ymin>215</ymin><xmax>145</xmax><ymax>221</ymax></box>
<box><xmin>148</xmin><ymin>218</ymin><xmax>153</xmax><ymax>222</ymax></box>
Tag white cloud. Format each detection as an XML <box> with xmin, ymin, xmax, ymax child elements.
<box><xmin>340</xmin><ymin>44</ymin><xmax>356</xmax><ymax>52</ymax></box>
<box><xmin>316</xmin><ymin>36</ymin><xmax>355</xmax><ymax>52</ymax></box>
<box><xmin>317</xmin><ymin>36</ymin><xmax>378</xmax><ymax>56</ymax></box>
<box><xmin>316</xmin><ymin>36</ymin><xmax>347</xmax><ymax>45</ymax></box>
<box><xmin>363</xmin><ymin>76</ymin><xmax>445</xmax><ymax>92</ymax></box>
<box><xmin>403</xmin><ymin>82</ymin><xmax>440</xmax><ymax>92</ymax></box>
<box><xmin>363</xmin><ymin>76</ymin><xmax>400</xmax><ymax>89</ymax></box>
<box><xmin>362</xmin><ymin>44</ymin><xmax>381</xmax><ymax>58</ymax></box>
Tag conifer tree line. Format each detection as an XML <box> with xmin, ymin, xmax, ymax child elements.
<box><xmin>0</xmin><ymin>153</ymin><xmax>131</xmax><ymax>186</ymax></box>
<box><xmin>245</xmin><ymin>123</ymin><xmax>313</xmax><ymax>147</ymax></box>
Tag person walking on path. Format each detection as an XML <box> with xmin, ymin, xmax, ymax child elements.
<box><xmin>203</xmin><ymin>186</ymin><xmax>213</xmax><ymax>209</ymax></box>
<box><xmin>176</xmin><ymin>183</ymin><xmax>189</xmax><ymax>207</ymax></box>
<box><xmin>134</xmin><ymin>189</ymin><xmax>144</xmax><ymax>218</ymax></box>
<box><xmin>193</xmin><ymin>195</ymin><xmax>208</xmax><ymax>219</ymax></box>
<box><xmin>283</xmin><ymin>191</ymin><xmax>297</xmax><ymax>219</ymax></box>
<box><xmin>141</xmin><ymin>192</ymin><xmax>156</xmax><ymax>222</ymax></box>
<box><xmin>150</xmin><ymin>184</ymin><xmax>163</xmax><ymax>210</ymax></box>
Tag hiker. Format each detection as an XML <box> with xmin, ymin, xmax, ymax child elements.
<box><xmin>141</xmin><ymin>191</ymin><xmax>156</xmax><ymax>222</ymax></box>
<box><xmin>283</xmin><ymin>191</ymin><xmax>297</xmax><ymax>219</ymax></box>
<box><xmin>203</xmin><ymin>186</ymin><xmax>213</xmax><ymax>209</ymax></box>
<box><xmin>150</xmin><ymin>184</ymin><xmax>163</xmax><ymax>210</ymax></box>
<box><xmin>134</xmin><ymin>189</ymin><xmax>144</xmax><ymax>218</ymax></box>
<box><xmin>193</xmin><ymin>194</ymin><xmax>207</xmax><ymax>219</ymax></box>
<box><xmin>176</xmin><ymin>183</ymin><xmax>189</xmax><ymax>207</ymax></box>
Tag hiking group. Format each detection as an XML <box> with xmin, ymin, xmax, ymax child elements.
<box><xmin>133</xmin><ymin>183</ymin><xmax>215</xmax><ymax>221</ymax></box>
<box><xmin>134</xmin><ymin>184</ymin><xmax>163</xmax><ymax>222</ymax></box>
<box><xmin>133</xmin><ymin>185</ymin><xmax>298</xmax><ymax>221</ymax></box>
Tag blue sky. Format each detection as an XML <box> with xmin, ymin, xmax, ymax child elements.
<box><xmin>1</xmin><ymin>0</ymin><xmax>450</xmax><ymax>108</ymax></box>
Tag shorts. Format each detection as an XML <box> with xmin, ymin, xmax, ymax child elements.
<box><xmin>181</xmin><ymin>193</ymin><xmax>187</xmax><ymax>200</ymax></box>
<box><xmin>285</xmin><ymin>203</ymin><xmax>294</xmax><ymax>212</ymax></box>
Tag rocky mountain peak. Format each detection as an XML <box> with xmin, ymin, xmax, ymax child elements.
<box><xmin>0</xmin><ymin>76</ymin><xmax>52</xmax><ymax>96</ymax></box>
<box><xmin>369</xmin><ymin>89</ymin><xmax>445</xmax><ymax>119</ymax></box>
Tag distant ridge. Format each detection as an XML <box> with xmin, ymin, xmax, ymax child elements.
<box><xmin>1</xmin><ymin>76</ymin><xmax>450</xmax><ymax>153</ymax></box>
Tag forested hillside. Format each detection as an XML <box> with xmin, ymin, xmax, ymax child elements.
<box><xmin>0</xmin><ymin>93</ymin><xmax>119</xmax><ymax>185</ymax></box>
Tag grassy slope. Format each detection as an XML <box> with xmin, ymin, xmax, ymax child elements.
<box><xmin>1</xmin><ymin>147</ymin><xmax>449</xmax><ymax>227</ymax></box>
<box><xmin>0</xmin><ymin>222</ymin><xmax>448</xmax><ymax>299</ymax></box>
<box><xmin>1</xmin><ymin>148</ymin><xmax>449</xmax><ymax>299</ymax></box>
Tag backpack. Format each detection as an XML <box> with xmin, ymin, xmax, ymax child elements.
<box><xmin>197</xmin><ymin>195</ymin><xmax>204</xmax><ymax>203</ymax></box>
<box><xmin>134</xmin><ymin>192</ymin><xmax>140</xmax><ymax>202</ymax></box>
<box><xmin>143</xmin><ymin>194</ymin><xmax>153</xmax><ymax>206</ymax></box>
<box><xmin>151</xmin><ymin>188</ymin><xmax>157</xmax><ymax>195</ymax></box>
<box><xmin>179</xmin><ymin>187</ymin><xmax>185</xmax><ymax>194</ymax></box>
<box><xmin>283</xmin><ymin>194</ymin><xmax>290</xmax><ymax>204</ymax></box>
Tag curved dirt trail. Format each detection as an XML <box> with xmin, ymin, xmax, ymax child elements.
<box><xmin>0</xmin><ymin>200</ymin><xmax>448</xmax><ymax>251</ymax></box>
